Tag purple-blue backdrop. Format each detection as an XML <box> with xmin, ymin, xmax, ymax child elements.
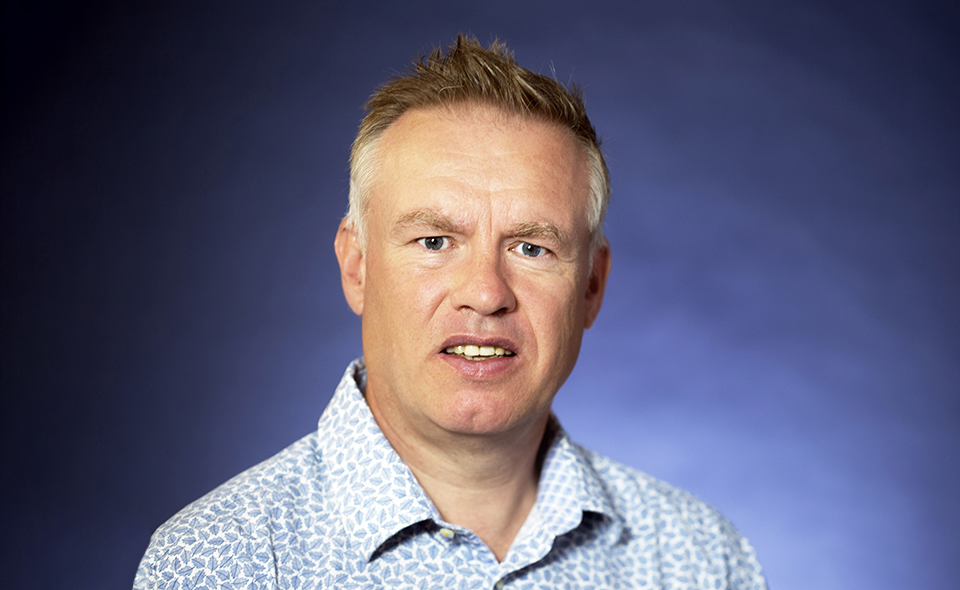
<box><xmin>2</xmin><ymin>1</ymin><xmax>958</xmax><ymax>588</ymax></box>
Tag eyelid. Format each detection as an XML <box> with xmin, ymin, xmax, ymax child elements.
<box><xmin>513</xmin><ymin>240</ymin><xmax>551</xmax><ymax>258</ymax></box>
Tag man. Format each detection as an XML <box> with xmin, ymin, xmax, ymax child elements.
<box><xmin>135</xmin><ymin>35</ymin><xmax>767</xmax><ymax>589</ymax></box>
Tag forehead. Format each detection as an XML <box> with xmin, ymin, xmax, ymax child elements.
<box><xmin>370</xmin><ymin>104</ymin><xmax>590</xmax><ymax>226</ymax></box>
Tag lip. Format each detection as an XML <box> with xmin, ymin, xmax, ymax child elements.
<box><xmin>437</xmin><ymin>334</ymin><xmax>520</xmax><ymax>380</ymax></box>
<box><xmin>438</xmin><ymin>351</ymin><xmax>517</xmax><ymax>379</ymax></box>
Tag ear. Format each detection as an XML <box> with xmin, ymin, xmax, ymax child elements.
<box><xmin>583</xmin><ymin>240</ymin><xmax>611</xmax><ymax>329</ymax></box>
<box><xmin>334</xmin><ymin>219</ymin><xmax>365</xmax><ymax>316</ymax></box>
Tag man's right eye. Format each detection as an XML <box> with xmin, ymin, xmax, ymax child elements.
<box><xmin>417</xmin><ymin>236</ymin><xmax>449</xmax><ymax>251</ymax></box>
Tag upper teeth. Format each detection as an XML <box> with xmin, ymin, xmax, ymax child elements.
<box><xmin>445</xmin><ymin>345</ymin><xmax>512</xmax><ymax>359</ymax></box>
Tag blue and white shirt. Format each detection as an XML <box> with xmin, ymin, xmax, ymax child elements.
<box><xmin>135</xmin><ymin>360</ymin><xmax>767</xmax><ymax>589</ymax></box>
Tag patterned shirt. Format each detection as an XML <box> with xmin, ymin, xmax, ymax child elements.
<box><xmin>135</xmin><ymin>360</ymin><xmax>767</xmax><ymax>589</ymax></box>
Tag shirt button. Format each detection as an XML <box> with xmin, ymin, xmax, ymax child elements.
<box><xmin>495</xmin><ymin>581</ymin><xmax>505</xmax><ymax>589</ymax></box>
<box><xmin>438</xmin><ymin>527</ymin><xmax>455</xmax><ymax>539</ymax></box>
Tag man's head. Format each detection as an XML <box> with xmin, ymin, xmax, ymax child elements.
<box><xmin>335</xmin><ymin>36</ymin><xmax>611</xmax><ymax>443</ymax></box>
<box><xmin>345</xmin><ymin>34</ymin><xmax>610</xmax><ymax>253</ymax></box>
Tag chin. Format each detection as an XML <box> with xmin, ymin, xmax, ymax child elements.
<box><xmin>432</xmin><ymin>389</ymin><xmax>549</xmax><ymax>437</ymax></box>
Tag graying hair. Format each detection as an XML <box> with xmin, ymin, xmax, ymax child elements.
<box><xmin>346</xmin><ymin>34</ymin><xmax>610</xmax><ymax>252</ymax></box>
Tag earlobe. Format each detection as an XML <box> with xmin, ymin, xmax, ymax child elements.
<box><xmin>583</xmin><ymin>241</ymin><xmax>611</xmax><ymax>329</ymax></box>
<box><xmin>334</xmin><ymin>219</ymin><xmax>365</xmax><ymax>316</ymax></box>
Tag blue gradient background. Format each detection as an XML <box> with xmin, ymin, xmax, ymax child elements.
<box><xmin>2</xmin><ymin>1</ymin><xmax>958</xmax><ymax>588</ymax></box>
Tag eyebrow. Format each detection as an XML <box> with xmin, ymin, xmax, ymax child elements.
<box><xmin>394</xmin><ymin>209</ymin><xmax>461</xmax><ymax>233</ymax></box>
<box><xmin>513</xmin><ymin>221</ymin><xmax>567</xmax><ymax>246</ymax></box>
<box><xmin>393</xmin><ymin>209</ymin><xmax>568</xmax><ymax>246</ymax></box>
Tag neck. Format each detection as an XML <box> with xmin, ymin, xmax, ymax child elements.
<box><xmin>366</xmin><ymin>392</ymin><xmax>554</xmax><ymax>562</ymax></box>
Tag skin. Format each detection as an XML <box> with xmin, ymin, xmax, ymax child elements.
<box><xmin>334</xmin><ymin>103</ymin><xmax>611</xmax><ymax>561</ymax></box>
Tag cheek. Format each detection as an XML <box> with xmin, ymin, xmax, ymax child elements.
<box><xmin>523</xmin><ymin>280</ymin><xmax>583</xmax><ymax>345</ymax></box>
<box><xmin>409</xmin><ymin>267</ymin><xmax>449</xmax><ymax>307</ymax></box>
<box><xmin>375</xmin><ymin>261</ymin><xmax>449</xmax><ymax>326</ymax></box>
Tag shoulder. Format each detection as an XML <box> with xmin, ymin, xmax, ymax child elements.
<box><xmin>575</xmin><ymin>444</ymin><xmax>767</xmax><ymax>588</ymax></box>
<box><xmin>135</xmin><ymin>433</ymin><xmax>331</xmax><ymax>589</ymax></box>
<box><xmin>579</xmin><ymin>445</ymin><xmax>726</xmax><ymax>526</ymax></box>
<box><xmin>160</xmin><ymin>433</ymin><xmax>325</xmax><ymax>532</ymax></box>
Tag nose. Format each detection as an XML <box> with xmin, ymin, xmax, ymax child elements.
<box><xmin>450</xmin><ymin>247</ymin><xmax>517</xmax><ymax>316</ymax></box>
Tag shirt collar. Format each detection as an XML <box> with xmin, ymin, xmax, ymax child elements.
<box><xmin>538</xmin><ymin>424</ymin><xmax>622</xmax><ymax>532</ymax></box>
<box><xmin>500</xmin><ymin>420</ymin><xmax>625</xmax><ymax>570</ymax></box>
<box><xmin>317</xmin><ymin>359</ymin><xmax>624</xmax><ymax>564</ymax></box>
<box><xmin>315</xmin><ymin>359</ymin><xmax>440</xmax><ymax>562</ymax></box>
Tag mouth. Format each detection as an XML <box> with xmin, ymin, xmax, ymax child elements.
<box><xmin>443</xmin><ymin>344</ymin><xmax>516</xmax><ymax>361</ymax></box>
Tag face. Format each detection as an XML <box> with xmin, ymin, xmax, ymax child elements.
<box><xmin>335</xmin><ymin>104</ymin><xmax>610</xmax><ymax>442</ymax></box>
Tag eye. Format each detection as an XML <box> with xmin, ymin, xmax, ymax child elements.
<box><xmin>518</xmin><ymin>242</ymin><xmax>545</xmax><ymax>258</ymax></box>
<box><xmin>417</xmin><ymin>236</ymin><xmax>449</xmax><ymax>251</ymax></box>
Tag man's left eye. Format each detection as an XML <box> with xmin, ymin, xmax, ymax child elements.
<box><xmin>518</xmin><ymin>242</ymin><xmax>545</xmax><ymax>257</ymax></box>
<box><xmin>417</xmin><ymin>236</ymin><xmax>449</xmax><ymax>251</ymax></box>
